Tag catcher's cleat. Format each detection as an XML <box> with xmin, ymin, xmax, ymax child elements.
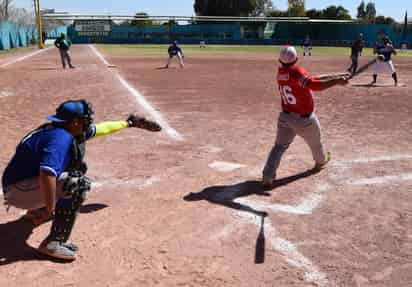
<box><xmin>62</xmin><ymin>242</ymin><xmax>79</xmax><ymax>252</ymax></box>
<box><xmin>38</xmin><ymin>240</ymin><xmax>76</xmax><ymax>261</ymax></box>
<box><xmin>314</xmin><ymin>152</ymin><xmax>331</xmax><ymax>171</ymax></box>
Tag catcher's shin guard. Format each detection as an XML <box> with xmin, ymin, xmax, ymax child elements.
<box><xmin>48</xmin><ymin>175</ymin><xmax>91</xmax><ymax>243</ymax></box>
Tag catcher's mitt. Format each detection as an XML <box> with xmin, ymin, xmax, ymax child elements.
<box><xmin>127</xmin><ymin>114</ymin><xmax>162</xmax><ymax>132</ymax></box>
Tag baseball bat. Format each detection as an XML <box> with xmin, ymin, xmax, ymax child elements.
<box><xmin>254</xmin><ymin>215</ymin><xmax>266</xmax><ymax>264</ymax></box>
<box><xmin>317</xmin><ymin>72</ymin><xmax>349</xmax><ymax>80</ymax></box>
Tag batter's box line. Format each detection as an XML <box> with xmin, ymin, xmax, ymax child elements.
<box><xmin>91</xmin><ymin>176</ymin><xmax>160</xmax><ymax>190</ymax></box>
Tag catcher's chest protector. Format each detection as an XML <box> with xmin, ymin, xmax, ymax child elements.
<box><xmin>68</xmin><ymin>137</ymin><xmax>87</xmax><ymax>175</ymax></box>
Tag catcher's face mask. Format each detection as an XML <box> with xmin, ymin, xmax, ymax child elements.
<box><xmin>77</xmin><ymin>100</ymin><xmax>94</xmax><ymax>132</ymax></box>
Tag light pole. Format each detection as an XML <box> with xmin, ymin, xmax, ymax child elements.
<box><xmin>35</xmin><ymin>0</ymin><xmax>44</xmax><ymax>48</ymax></box>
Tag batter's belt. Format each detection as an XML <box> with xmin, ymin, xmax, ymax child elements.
<box><xmin>282</xmin><ymin>110</ymin><xmax>312</xmax><ymax>118</ymax></box>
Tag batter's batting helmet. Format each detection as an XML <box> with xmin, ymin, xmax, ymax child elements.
<box><xmin>279</xmin><ymin>46</ymin><xmax>297</xmax><ymax>65</ymax></box>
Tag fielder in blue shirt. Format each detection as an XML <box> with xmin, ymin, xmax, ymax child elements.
<box><xmin>2</xmin><ymin>100</ymin><xmax>161</xmax><ymax>261</ymax></box>
<box><xmin>165</xmin><ymin>40</ymin><xmax>185</xmax><ymax>68</ymax></box>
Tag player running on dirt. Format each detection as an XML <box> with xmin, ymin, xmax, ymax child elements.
<box><xmin>372</xmin><ymin>36</ymin><xmax>398</xmax><ymax>86</ymax></box>
<box><xmin>262</xmin><ymin>46</ymin><xmax>349</xmax><ymax>188</ymax></box>
<box><xmin>165</xmin><ymin>40</ymin><xmax>184</xmax><ymax>68</ymax></box>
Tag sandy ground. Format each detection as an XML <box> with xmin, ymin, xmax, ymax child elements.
<box><xmin>0</xmin><ymin>45</ymin><xmax>412</xmax><ymax>287</ymax></box>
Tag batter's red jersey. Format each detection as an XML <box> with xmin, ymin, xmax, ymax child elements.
<box><xmin>277</xmin><ymin>65</ymin><xmax>322</xmax><ymax>115</ymax></box>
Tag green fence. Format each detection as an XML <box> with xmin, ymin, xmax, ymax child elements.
<box><xmin>0</xmin><ymin>21</ymin><xmax>38</xmax><ymax>50</ymax></box>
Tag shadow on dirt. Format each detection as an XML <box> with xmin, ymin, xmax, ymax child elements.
<box><xmin>0</xmin><ymin>203</ymin><xmax>108</xmax><ymax>265</ymax></box>
<box><xmin>184</xmin><ymin>168</ymin><xmax>318</xmax><ymax>216</ymax></box>
<box><xmin>184</xmin><ymin>169</ymin><xmax>318</xmax><ymax>264</ymax></box>
<box><xmin>184</xmin><ymin>180</ymin><xmax>270</xmax><ymax>216</ymax></box>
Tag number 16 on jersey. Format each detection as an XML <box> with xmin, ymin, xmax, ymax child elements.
<box><xmin>279</xmin><ymin>85</ymin><xmax>296</xmax><ymax>105</ymax></box>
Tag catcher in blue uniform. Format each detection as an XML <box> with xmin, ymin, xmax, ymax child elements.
<box><xmin>2</xmin><ymin>100</ymin><xmax>161</xmax><ymax>261</ymax></box>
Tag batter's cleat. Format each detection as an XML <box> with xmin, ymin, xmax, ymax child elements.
<box><xmin>38</xmin><ymin>240</ymin><xmax>76</xmax><ymax>261</ymax></box>
<box><xmin>314</xmin><ymin>152</ymin><xmax>331</xmax><ymax>171</ymax></box>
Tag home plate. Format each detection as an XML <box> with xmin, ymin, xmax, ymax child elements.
<box><xmin>209</xmin><ymin>161</ymin><xmax>246</xmax><ymax>172</ymax></box>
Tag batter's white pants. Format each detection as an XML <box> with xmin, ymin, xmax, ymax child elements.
<box><xmin>263</xmin><ymin>112</ymin><xmax>326</xmax><ymax>181</ymax></box>
<box><xmin>373</xmin><ymin>60</ymin><xmax>396</xmax><ymax>74</ymax></box>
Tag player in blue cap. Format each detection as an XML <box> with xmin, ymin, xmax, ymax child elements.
<box><xmin>2</xmin><ymin>100</ymin><xmax>161</xmax><ymax>261</ymax></box>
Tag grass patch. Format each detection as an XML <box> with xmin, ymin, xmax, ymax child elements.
<box><xmin>96</xmin><ymin>44</ymin><xmax>412</xmax><ymax>58</ymax></box>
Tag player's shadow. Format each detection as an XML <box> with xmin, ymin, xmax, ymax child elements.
<box><xmin>33</xmin><ymin>67</ymin><xmax>62</xmax><ymax>71</ymax></box>
<box><xmin>0</xmin><ymin>203</ymin><xmax>108</xmax><ymax>265</ymax></box>
<box><xmin>156</xmin><ymin>66</ymin><xmax>177</xmax><ymax>70</ymax></box>
<box><xmin>184</xmin><ymin>169</ymin><xmax>318</xmax><ymax>217</ymax></box>
<box><xmin>184</xmin><ymin>181</ymin><xmax>269</xmax><ymax>216</ymax></box>
<box><xmin>184</xmin><ymin>169</ymin><xmax>317</xmax><ymax>265</ymax></box>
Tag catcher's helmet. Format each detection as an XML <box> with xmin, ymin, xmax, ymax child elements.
<box><xmin>47</xmin><ymin>99</ymin><xmax>94</xmax><ymax>125</ymax></box>
<box><xmin>279</xmin><ymin>46</ymin><xmax>297</xmax><ymax>65</ymax></box>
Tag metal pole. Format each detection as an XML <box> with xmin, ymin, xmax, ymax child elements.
<box><xmin>35</xmin><ymin>0</ymin><xmax>44</xmax><ymax>49</ymax></box>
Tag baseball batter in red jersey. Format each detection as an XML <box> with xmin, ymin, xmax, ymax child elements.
<box><xmin>262</xmin><ymin>46</ymin><xmax>349</xmax><ymax>188</ymax></box>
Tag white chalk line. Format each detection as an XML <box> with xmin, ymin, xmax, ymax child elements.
<box><xmin>88</xmin><ymin>45</ymin><xmax>183</xmax><ymax>141</ymax></box>
<box><xmin>91</xmin><ymin>176</ymin><xmax>160</xmax><ymax>190</ymax></box>
<box><xmin>237</xmin><ymin>183</ymin><xmax>331</xmax><ymax>215</ymax></box>
<box><xmin>88</xmin><ymin>44</ymin><xmax>110</xmax><ymax>66</ymax></box>
<box><xmin>334</xmin><ymin>154</ymin><xmax>412</xmax><ymax>165</ymax></box>
<box><xmin>208</xmin><ymin>161</ymin><xmax>246</xmax><ymax>173</ymax></box>
<box><xmin>348</xmin><ymin>173</ymin><xmax>412</xmax><ymax>186</ymax></box>
<box><xmin>0</xmin><ymin>47</ymin><xmax>53</xmax><ymax>68</ymax></box>
<box><xmin>236</xmin><ymin>212</ymin><xmax>329</xmax><ymax>287</ymax></box>
<box><xmin>0</xmin><ymin>90</ymin><xmax>14</xmax><ymax>98</ymax></box>
<box><xmin>116</xmin><ymin>75</ymin><xmax>184</xmax><ymax>141</ymax></box>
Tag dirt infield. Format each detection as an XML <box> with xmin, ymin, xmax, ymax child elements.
<box><xmin>1</xmin><ymin>45</ymin><xmax>412</xmax><ymax>287</ymax></box>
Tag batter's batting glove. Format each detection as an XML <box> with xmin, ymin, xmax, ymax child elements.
<box><xmin>127</xmin><ymin>114</ymin><xmax>162</xmax><ymax>132</ymax></box>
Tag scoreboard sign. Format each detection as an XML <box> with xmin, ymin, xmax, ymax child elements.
<box><xmin>74</xmin><ymin>20</ymin><xmax>112</xmax><ymax>37</ymax></box>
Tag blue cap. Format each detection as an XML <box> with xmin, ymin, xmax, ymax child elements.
<box><xmin>47</xmin><ymin>100</ymin><xmax>92</xmax><ymax>123</ymax></box>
